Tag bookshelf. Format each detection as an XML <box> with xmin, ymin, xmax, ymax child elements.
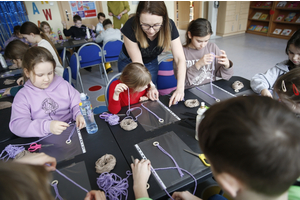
<box><xmin>247</xmin><ymin>1</ymin><xmax>300</xmax><ymax>39</ymax></box>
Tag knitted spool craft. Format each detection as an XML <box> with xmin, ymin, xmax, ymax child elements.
<box><xmin>232</xmin><ymin>81</ymin><xmax>244</xmax><ymax>92</ymax></box>
<box><xmin>3</xmin><ymin>79</ymin><xmax>15</xmax><ymax>85</ymax></box>
<box><xmin>95</xmin><ymin>154</ymin><xmax>117</xmax><ymax>174</ymax></box>
<box><xmin>120</xmin><ymin>118</ymin><xmax>138</xmax><ymax>131</ymax></box>
<box><xmin>184</xmin><ymin>99</ymin><xmax>200</xmax><ymax>108</ymax></box>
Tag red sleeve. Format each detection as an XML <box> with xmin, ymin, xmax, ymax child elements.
<box><xmin>108</xmin><ymin>80</ymin><xmax>122</xmax><ymax>114</ymax></box>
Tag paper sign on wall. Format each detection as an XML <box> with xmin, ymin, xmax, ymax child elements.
<box><xmin>69</xmin><ymin>1</ymin><xmax>97</xmax><ymax>18</ymax></box>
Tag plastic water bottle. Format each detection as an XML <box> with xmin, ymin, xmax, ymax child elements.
<box><xmin>86</xmin><ymin>26</ymin><xmax>91</xmax><ymax>39</ymax></box>
<box><xmin>0</xmin><ymin>54</ymin><xmax>7</xmax><ymax>69</ymax></box>
<box><xmin>57</xmin><ymin>28</ymin><xmax>63</xmax><ymax>40</ymax></box>
<box><xmin>79</xmin><ymin>93</ymin><xmax>98</xmax><ymax>134</ymax></box>
<box><xmin>195</xmin><ymin>102</ymin><xmax>207</xmax><ymax>141</ymax></box>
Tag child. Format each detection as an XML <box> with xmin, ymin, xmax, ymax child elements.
<box><xmin>3</xmin><ymin>40</ymin><xmax>29</xmax><ymax>96</ymax></box>
<box><xmin>177</xmin><ymin>18</ymin><xmax>233</xmax><ymax>88</ymax></box>
<box><xmin>95</xmin><ymin>19</ymin><xmax>121</xmax><ymax>44</ymax></box>
<box><xmin>40</xmin><ymin>21</ymin><xmax>58</xmax><ymax>43</ymax></box>
<box><xmin>132</xmin><ymin>96</ymin><xmax>300</xmax><ymax>200</ymax></box>
<box><xmin>108</xmin><ymin>62</ymin><xmax>153</xmax><ymax>114</ymax></box>
<box><xmin>95</xmin><ymin>12</ymin><xmax>105</xmax><ymax>35</ymax></box>
<box><xmin>0</xmin><ymin>153</ymin><xmax>105</xmax><ymax>200</ymax></box>
<box><xmin>274</xmin><ymin>67</ymin><xmax>300</xmax><ymax>114</ymax></box>
<box><xmin>3</xmin><ymin>25</ymin><xmax>30</xmax><ymax>49</ymax></box>
<box><xmin>251</xmin><ymin>29</ymin><xmax>300</xmax><ymax>97</ymax></box>
<box><xmin>20</xmin><ymin>21</ymin><xmax>64</xmax><ymax>77</ymax></box>
<box><xmin>62</xmin><ymin>15</ymin><xmax>95</xmax><ymax>39</ymax></box>
<box><xmin>9</xmin><ymin>46</ymin><xmax>85</xmax><ymax>138</ymax></box>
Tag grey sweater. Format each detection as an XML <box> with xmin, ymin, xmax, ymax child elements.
<box><xmin>250</xmin><ymin>60</ymin><xmax>290</xmax><ymax>94</ymax></box>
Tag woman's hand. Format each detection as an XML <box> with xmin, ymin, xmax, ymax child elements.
<box><xmin>50</xmin><ymin>120</ymin><xmax>69</xmax><ymax>135</ymax></box>
<box><xmin>131</xmin><ymin>159</ymin><xmax>151</xmax><ymax>199</ymax></box>
<box><xmin>146</xmin><ymin>86</ymin><xmax>159</xmax><ymax>101</ymax></box>
<box><xmin>216</xmin><ymin>50</ymin><xmax>230</xmax><ymax>68</ymax></box>
<box><xmin>113</xmin><ymin>83</ymin><xmax>128</xmax><ymax>101</ymax></box>
<box><xmin>172</xmin><ymin>191</ymin><xmax>202</xmax><ymax>200</ymax></box>
<box><xmin>109</xmin><ymin>12</ymin><xmax>113</xmax><ymax>16</ymax></box>
<box><xmin>169</xmin><ymin>87</ymin><xmax>185</xmax><ymax>107</ymax></box>
<box><xmin>76</xmin><ymin>114</ymin><xmax>86</xmax><ymax>129</ymax></box>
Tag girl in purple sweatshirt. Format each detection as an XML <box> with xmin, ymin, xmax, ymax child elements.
<box><xmin>175</xmin><ymin>18</ymin><xmax>233</xmax><ymax>88</ymax></box>
<box><xmin>9</xmin><ymin>46</ymin><xmax>85</xmax><ymax>137</ymax></box>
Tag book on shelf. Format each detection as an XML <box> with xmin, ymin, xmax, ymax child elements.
<box><xmin>281</xmin><ymin>29</ymin><xmax>292</xmax><ymax>36</ymax></box>
<box><xmin>248</xmin><ymin>25</ymin><xmax>256</xmax><ymax>31</ymax></box>
<box><xmin>277</xmin><ymin>1</ymin><xmax>287</xmax><ymax>7</ymax></box>
<box><xmin>273</xmin><ymin>29</ymin><xmax>282</xmax><ymax>34</ymax></box>
<box><xmin>296</xmin><ymin>16</ymin><xmax>300</xmax><ymax>23</ymax></box>
<box><xmin>284</xmin><ymin>13</ymin><xmax>297</xmax><ymax>22</ymax></box>
<box><xmin>254</xmin><ymin>25</ymin><xmax>263</xmax><ymax>32</ymax></box>
<box><xmin>275</xmin><ymin>15</ymin><xmax>285</xmax><ymax>21</ymax></box>
<box><xmin>259</xmin><ymin>14</ymin><xmax>268</xmax><ymax>20</ymax></box>
<box><xmin>288</xmin><ymin>1</ymin><xmax>299</xmax><ymax>8</ymax></box>
<box><xmin>262</xmin><ymin>1</ymin><xmax>272</xmax><ymax>7</ymax></box>
<box><xmin>254</xmin><ymin>2</ymin><xmax>262</xmax><ymax>7</ymax></box>
<box><xmin>261</xmin><ymin>26</ymin><xmax>268</xmax><ymax>33</ymax></box>
<box><xmin>252</xmin><ymin>12</ymin><xmax>263</xmax><ymax>19</ymax></box>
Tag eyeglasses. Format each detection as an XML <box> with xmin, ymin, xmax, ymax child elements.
<box><xmin>140</xmin><ymin>24</ymin><xmax>163</xmax><ymax>31</ymax></box>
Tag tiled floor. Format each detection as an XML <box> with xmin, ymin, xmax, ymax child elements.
<box><xmin>78</xmin><ymin>33</ymin><xmax>289</xmax><ymax>114</ymax></box>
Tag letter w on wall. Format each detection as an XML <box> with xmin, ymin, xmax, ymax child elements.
<box><xmin>43</xmin><ymin>9</ymin><xmax>52</xmax><ymax>20</ymax></box>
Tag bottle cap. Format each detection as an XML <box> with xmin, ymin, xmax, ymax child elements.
<box><xmin>80</xmin><ymin>93</ymin><xmax>86</xmax><ymax>101</ymax></box>
<box><xmin>201</xmin><ymin>102</ymin><xmax>205</xmax><ymax>107</ymax></box>
<box><xmin>79</xmin><ymin>102</ymin><xmax>82</xmax><ymax>106</ymax></box>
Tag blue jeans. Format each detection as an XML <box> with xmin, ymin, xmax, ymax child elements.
<box><xmin>118</xmin><ymin>50</ymin><xmax>159</xmax><ymax>85</ymax></box>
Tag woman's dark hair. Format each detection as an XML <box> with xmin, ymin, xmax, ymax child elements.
<box><xmin>198</xmin><ymin>96</ymin><xmax>300</xmax><ymax>197</ymax></box>
<box><xmin>184</xmin><ymin>18</ymin><xmax>213</xmax><ymax>47</ymax></box>
<box><xmin>134</xmin><ymin>1</ymin><xmax>171</xmax><ymax>49</ymax></box>
<box><xmin>285</xmin><ymin>29</ymin><xmax>300</xmax><ymax>69</ymax></box>
<box><xmin>20</xmin><ymin>21</ymin><xmax>62</xmax><ymax>65</ymax></box>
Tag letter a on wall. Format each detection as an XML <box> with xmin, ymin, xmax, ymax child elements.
<box><xmin>32</xmin><ymin>2</ymin><xmax>40</xmax><ymax>15</ymax></box>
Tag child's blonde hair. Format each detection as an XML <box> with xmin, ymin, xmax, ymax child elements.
<box><xmin>22</xmin><ymin>46</ymin><xmax>56</xmax><ymax>82</ymax></box>
<box><xmin>119</xmin><ymin>62</ymin><xmax>152</xmax><ymax>93</ymax></box>
<box><xmin>274</xmin><ymin>67</ymin><xmax>300</xmax><ymax>110</ymax></box>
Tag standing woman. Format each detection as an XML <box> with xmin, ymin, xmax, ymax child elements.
<box><xmin>118</xmin><ymin>1</ymin><xmax>186</xmax><ymax>106</ymax></box>
<box><xmin>107</xmin><ymin>1</ymin><xmax>130</xmax><ymax>29</ymax></box>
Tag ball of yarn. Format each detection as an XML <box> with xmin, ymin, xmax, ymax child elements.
<box><xmin>184</xmin><ymin>99</ymin><xmax>200</xmax><ymax>108</ymax></box>
<box><xmin>95</xmin><ymin>154</ymin><xmax>117</xmax><ymax>174</ymax></box>
<box><xmin>120</xmin><ymin>119</ymin><xmax>137</xmax><ymax>131</ymax></box>
<box><xmin>232</xmin><ymin>80</ymin><xmax>244</xmax><ymax>92</ymax></box>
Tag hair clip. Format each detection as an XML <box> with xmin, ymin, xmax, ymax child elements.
<box><xmin>282</xmin><ymin>80</ymin><xmax>287</xmax><ymax>92</ymax></box>
<box><xmin>292</xmin><ymin>84</ymin><xmax>299</xmax><ymax>96</ymax></box>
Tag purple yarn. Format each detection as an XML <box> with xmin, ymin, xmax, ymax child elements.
<box><xmin>156</xmin><ymin>144</ymin><xmax>184</xmax><ymax>177</ymax></box>
<box><xmin>51</xmin><ymin>181</ymin><xmax>64</xmax><ymax>200</ymax></box>
<box><xmin>99</xmin><ymin>112</ymin><xmax>120</xmax><ymax>126</ymax></box>
<box><xmin>0</xmin><ymin>145</ymin><xmax>25</xmax><ymax>161</ymax></box>
<box><xmin>210</xmin><ymin>52</ymin><xmax>215</xmax><ymax>95</ymax></box>
<box><xmin>141</xmin><ymin>103</ymin><xmax>163</xmax><ymax>122</ymax></box>
<box><xmin>97</xmin><ymin>171</ymin><xmax>131</xmax><ymax>200</ymax></box>
<box><xmin>196</xmin><ymin>87</ymin><xmax>219</xmax><ymax>102</ymax></box>
<box><xmin>66</xmin><ymin>124</ymin><xmax>76</xmax><ymax>144</ymax></box>
<box><xmin>125</xmin><ymin>89</ymin><xmax>142</xmax><ymax>121</ymax></box>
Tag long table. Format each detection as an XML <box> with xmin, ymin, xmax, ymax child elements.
<box><xmin>0</xmin><ymin>76</ymin><xmax>253</xmax><ymax>200</ymax></box>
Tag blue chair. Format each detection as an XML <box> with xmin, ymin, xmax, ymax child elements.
<box><xmin>59</xmin><ymin>47</ymin><xmax>67</xmax><ymax>68</ymax></box>
<box><xmin>63</xmin><ymin>66</ymin><xmax>72</xmax><ymax>84</ymax></box>
<box><xmin>104</xmin><ymin>72</ymin><xmax>122</xmax><ymax>107</ymax></box>
<box><xmin>69</xmin><ymin>52</ymin><xmax>84</xmax><ymax>92</ymax></box>
<box><xmin>157</xmin><ymin>56</ymin><xmax>177</xmax><ymax>95</ymax></box>
<box><xmin>102</xmin><ymin>40</ymin><xmax>123</xmax><ymax>64</ymax></box>
<box><xmin>77</xmin><ymin>43</ymin><xmax>109</xmax><ymax>87</ymax></box>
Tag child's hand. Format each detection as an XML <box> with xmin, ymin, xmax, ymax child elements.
<box><xmin>84</xmin><ymin>190</ymin><xmax>106</xmax><ymax>200</ymax></box>
<box><xmin>14</xmin><ymin>152</ymin><xmax>57</xmax><ymax>171</ymax></box>
<box><xmin>172</xmin><ymin>191</ymin><xmax>202</xmax><ymax>200</ymax></box>
<box><xmin>139</xmin><ymin>96</ymin><xmax>149</xmax><ymax>102</ymax></box>
<box><xmin>113</xmin><ymin>83</ymin><xmax>128</xmax><ymax>101</ymax></box>
<box><xmin>131</xmin><ymin>159</ymin><xmax>151</xmax><ymax>198</ymax></box>
<box><xmin>196</xmin><ymin>53</ymin><xmax>215</xmax><ymax>69</ymax></box>
<box><xmin>17</xmin><ymin>77</ymin><xmax>24</xmax><ymax>85</ymax></box>
<box><xmin>147</xmin><ymin>87</ymin><xmax>159</xmax><ymax>101</ymax></box>
<box><xmin>50</xmin><ymin>120</ymin><xmax>69</xmax><ymax>135</ymax></box>
<box><xmin>61</xmin><ymin>21</ymin><xmax>67</xmax><ymax>28</ymax></box>
<box><xmin>216</xmin><ymin>50</ymin><xmax>230</xmax><ymax>68</ymax></box>
<box><xmin>2</xmin><ymin>88</ymin><xmax>11</xmax><ymax>96</ymax></box>
<box><xmin>261</xmin><ymin>88</ymin><xmax>273</xmax><ymax>98</ymax></box>
<box><xmin>92</xmin><ymin>25</ymin><xmax>95</xmax><ymax>31</ymax></box>
<box><xmin>76</xmin><ymin>114</ymin><xmax>86</xmax><ymax>129</ymax></box>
